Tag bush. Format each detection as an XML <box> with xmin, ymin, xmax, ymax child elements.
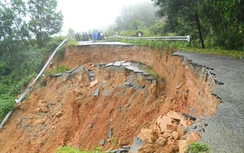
<box><xmin>188</xmin><ymin>142</ymin><xmax>209</xmax><ymax>153</ymax></box>
<box><xmin>0</xmin><ymin>95</ymin><xmax>15</xmax><ymax>122</ymax></box>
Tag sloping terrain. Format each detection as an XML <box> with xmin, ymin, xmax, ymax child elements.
<box><xmin>0</xmin><ymin>45</ymin><xmax>219</xmax><ymax>153</ymax></box>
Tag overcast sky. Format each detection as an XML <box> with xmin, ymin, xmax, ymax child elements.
<box><xmin>57</xmin><ymin>0</ymin><xmax>153</xmax><ymax>34</ymax></box>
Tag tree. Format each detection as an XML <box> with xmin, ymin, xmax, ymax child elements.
<box><xmin>0</xmin><ymin>0</ymin><xmax>29</xmax><ymax>65</ymax></box>
<box><xmin>115</xmin><ymin>1</ymin><xmax>159</xmax><ymax>31</ymax></box>
<box><xmin>152</xmin><ymin>0</ymin><xmax>205</xmax><ymax>48</ymax></box>
<box><xmin>152</xmin><ymin>0</ymin><xmax>244</xmax><ymax>50</ymax></box>
<box><xmin>27</xmin><ymin>0</ymin><xmax>63</xmax><ymax>47</ymax></box>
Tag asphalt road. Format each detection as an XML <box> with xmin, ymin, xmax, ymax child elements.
<box><xmin>174</xmin><ymin>51</ymin><xmax>244</xmax><ymax>153</ymax></box>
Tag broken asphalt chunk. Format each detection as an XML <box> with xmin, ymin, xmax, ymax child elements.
<box><xmin>129</xmin><ymin>137</ymin><xmax>145</xmax><ymax>153</ymax></box>
<box><xmin>93</xmin><ymin>89</ymin><xmax>100</xmax><ymax>97</ymax></box>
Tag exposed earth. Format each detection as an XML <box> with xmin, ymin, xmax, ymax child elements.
<box><xmin>0</xmin><ymin>44</ymin><xmax>222</xmax><ymax>153</ymax></box>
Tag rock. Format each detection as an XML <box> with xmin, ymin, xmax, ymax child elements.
<box><xmin>167</xmin><ymin>137</ymin><xmax>176</xmax><ymax>145</ymax></box>
<box><xmin>105</xmin><ymin>63</ymin><xmax>113</xmax><ymax>67</ymax></box>
<box><xmin>37</xmin><ymin>100</ymin><xmax>48</xmax><ymax>113</ymax></box>
<box><xmin>171</xmin><ymin>131</ymin><xmax>179</xmax><ymax>140</ymax></box>
<box><xmin>117</xmin><ymin>106</ymin><xmax>122</xmax><ymax>111</ymax></box>
<box><xmin>177</xmin><ymin>126</ymin><xmax>186</xmax><ymax>139</ymax></box>
<box><xmin>155</xmin><ymin>137</ymin><xmax>167</xmax><ymax>147</ymax></box>
<box><xmin>166</xmin><ymin>124</ymin><xmax>177</xmax><ymax>131</ymax></box>
<box><xmin>167</xmin><ymin>111</ymin><xmax>182</xmax><ymax>120</ymax></box>
<box><xmin>89</xmin><ymin>79</ymin><xmax>98</xmax><ymax>88</ymax></box>
<box><xmin>156</xmin><ymin>115</ymin><xmax>172</xmax><ymax>132</ymax></box>
<box><xmin>182</xmin><ymin>113</ymin><xmax>196</xmax><ymax>121</ymax></box>
<box><xmin>55</xmin><ymin>111</ymin><xmax>63</xmax><ymax>118</ymax></box>
<box><xmin>179</xmin><ymin>140</ymin><xmax>188</xmax><ymax>153</ymax></box>
<box><xmin>164</xmin><ymin>144</ymin><xmax>179</xmax><ymax>153</ymax></box>
<box><xmin>93</xmin><ymin>89</ymin><xmax>100</xmax><ymax>97</ymax></box>
<box><xmin>137</xmin><ymin>129</ymin><xmax>158</xmax><ymax>144</ymax></box>
<box><xmin>180</xmin><ymin>118</ymin><xmax>192</xmax><ymax>127</ymax></box>
<box><xmin>162</xmin><ymin>132</ymin><xmax>172</xmax><ymax>139</ymax></box>
<box><xmin>124</xmin><ymin>82</ymin><xmax>133</xmax><ymax>87</ymax></box>
<box><xmin>129</xmin><ymin>137</ymin><xmax>145</xmax><ymax>153</ymax></box>
<box><xmin>99</xmin><ymin>139</ymin><xmax>105</xmax><ymax>146</ymax></box>
<box><xmin>186</xmin><ymin>132</ymin><xmax>200</xmax><ymax>143</ymax></box>
<box><xmin>107</xmin><ymin>127</ymin><xmax>112</xmax><ymax>138</ymax></box>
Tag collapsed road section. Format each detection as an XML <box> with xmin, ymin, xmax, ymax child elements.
<box><xmin>0</xmin><ymin>44</ymin><xmax>220</xmax><ymax>153</ymax></box>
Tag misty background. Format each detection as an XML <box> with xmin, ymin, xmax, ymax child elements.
<box><xmin>57</xmin><ymin>0</ymin><xmax>158</xmax><ymax>34</ymax></box>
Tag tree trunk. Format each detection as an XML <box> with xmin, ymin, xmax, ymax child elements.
<box><xmin>195</xmin><ymin>13</ymin><xmax>205</xmax><ymax>49</ymax></box>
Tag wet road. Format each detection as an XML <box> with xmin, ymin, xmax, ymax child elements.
<box><xmin>174</xmin><ymin>51</ymin><xmax>244</xmax><ymax>153</ymax></box>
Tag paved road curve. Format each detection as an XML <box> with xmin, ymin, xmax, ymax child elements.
<box><xmin>174</xmin><ymin>51</ymin><xmax>244</xmax><ymax>153</ymax></box>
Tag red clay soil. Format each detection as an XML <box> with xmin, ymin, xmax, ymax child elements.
<box><xmin>0</xmin><ymin>45</ymin><xmax>219</xmax><ymax>153</ymax></box>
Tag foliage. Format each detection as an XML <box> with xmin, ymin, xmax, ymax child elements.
<box><xmin>46</xmin><ymin>65</ymin><xmax>70</xmax><ymax>76</ymax></box>
<box><xmin>0</xmin><ymin>35</ymin><xmax>71</xmax><ymax>123</ymax></box>
<box><xmin>55</xmin><ymin>145</ymin><xmax>102</xmax><ymax>153</ymax></box>
<box><xmin>41</xmin><ymin>36</ymin><xmax>77</xmax><ymax>60</ymax></box>
<box><xmin>63</xmin><ymin>39</ymin><xmax>78</xmax><ymax>48</ymax></box>
<box><xmin>27</xmin><ymin>0</ymin><xmax>63</xmax><ymax>47</ymax></box>
<box><xmin>44</xmin><ymin>36</ymin><xmax>66</xmax><ymax>54</ymax></box>
<box><xmin>149</xmin><ymin>20</ymin><xmax>166</xmax><ymax>36</ymax></box>
<box><xmin>0</xmin><ymin>0</ymin><xmax>29</xmax><ymax>66</ymax></box>
<box><xmin>0</xmin><ymin>95</ymin><xmax>15</xmax><ymax>122</ymax></box>
<box><xmin>188</xmin><ymin>142</ymin><xmax>209</xmax><ymax>153</ymax></box>
<box><xmin>152</xmin><ymin>0</ymin><xmax>244</xmax><ymax>50</ymax></box>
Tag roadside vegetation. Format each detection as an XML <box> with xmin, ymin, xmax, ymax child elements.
<box><xmin>0</xmin><ymin>0</ymin><xmax>67</xmax><ymax>122</ymax></box>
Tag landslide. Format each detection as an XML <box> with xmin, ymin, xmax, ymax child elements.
<box><xmin>0</xmin><ymin>45</ymin><xmax>219</xmax><ymax>153</ymax></box>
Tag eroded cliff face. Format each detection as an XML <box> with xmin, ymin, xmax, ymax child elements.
<box><xmin>0</xmin><ymin>45</ymin><xmax>219</xmax><ymax>153</ymax></box>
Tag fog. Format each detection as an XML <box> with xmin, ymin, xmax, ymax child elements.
<box><xmin>57</xmin><ymin>0</ymin><xmax>153</xmax><ymax>34</ymax></box>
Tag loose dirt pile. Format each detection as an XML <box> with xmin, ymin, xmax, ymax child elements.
<box><xmin>0</xmin><ymin>45</ymin><xmax>219</xmax><ymax>153</ymax></box>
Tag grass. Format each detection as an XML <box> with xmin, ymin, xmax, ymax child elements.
<box><xmin>55</xmin><ymin>145</ymin><xmax>102</xmax><ymax>153</ymax></box>
<box><xmin>110</xmin><ymin>37</ymin><xmax>244</xmax><ymax>59</ymax></box>
<box><xmin>178</xmin><ymin>47</ymin><xmax>244</xmax><ymax>59</ymax></box>
<box><xmin>46</xmin><ymin>65</ymin><xmax>70</xmax><ymax>76</ymax></box>
<box><xmin>141</xmin><ymin>65</ymin><xmax>161</xmax><ymax>78</ymax></box>
<box><xmin>188</xmin><ymin>142</ymin><xmax>209</xmax><ymax>153</ymax></box>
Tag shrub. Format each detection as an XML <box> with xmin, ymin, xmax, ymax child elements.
<box><xmin>0</xmin><ymin>95</ymin><xmax>15</xmax><ymax>122</ymax></box>
<box><xmin>188</xmin><ymin>142</ymin><xmax>209</xmax><ymax>153</ymax></box>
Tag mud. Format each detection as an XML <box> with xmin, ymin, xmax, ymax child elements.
<box><xmin>0</xmin><ymin>45</ymin><xmax>219</xmax><ymax>153</ymax></box>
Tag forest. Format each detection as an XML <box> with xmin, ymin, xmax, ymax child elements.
<box><xmin>0</xmin><ymin>0</ymin><xmax>244</xmax><ymax>122</ymax></box>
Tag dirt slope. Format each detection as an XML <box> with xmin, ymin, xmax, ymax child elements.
<box><xmin>0</xmin><ymin>45</ymin><xmax>219</xmax><ymax>153</ymax></box>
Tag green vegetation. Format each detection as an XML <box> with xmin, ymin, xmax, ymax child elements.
<box><xmin>46</xmin><ymin>65</ymin><xmax>70</xmax><ymax>76</ymax></box>
<box><xmin>141</xmin><ymin>65</ymin><xmax>160</xmax><ymax>79</ymax></box>
<box><xmin>152</xmin><ymin>0</ymin><xmax>244</xmax><ymax>50</ymax></box>
<box><xmin>55</xmin><ymin>145</ymin><xmax>102</xmax><ymax>153</ymax></box>
<box><xmin>0</xmin><ymin>96</ymin><xmax>15</xmax><ymax>122</ymax></box>
<box><xmin>0</xmin><ymin>36</ymin><xmax>73</xmax><ymax>123</ymax></box>
<box><xmin>111</xmin><ymin>138</ymin><xmax>118</xmax><ymax>146</ymax></box>
<box><xmin>188</xmin><ymin>142</ymin><xmax>209</xmax><ymax>153</ymax></box>
<box><xmin>111</xmin><ymin>38</ymin><xmax>244</xmax><ymax>58</ymax></box>
<box><xmin>0</xmin><ymin>0</ymin><xmax>78</xmax><ymax>124</ymax></box>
